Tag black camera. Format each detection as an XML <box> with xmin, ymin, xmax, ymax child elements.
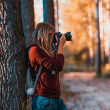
<box><xmin>52</xmin><ymin>32</ymin><xmax>72</xmax><ymax>44</ymax></box>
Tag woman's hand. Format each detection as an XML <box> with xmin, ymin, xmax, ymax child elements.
<box><xmin>59</xmin><ymin>34</ymin><xmax>66</xmax><ymax>47</ymax></box>
<box><xmin>58</xmin><ymin>34</ymin><xmax>66</xmax><ymax>54</ymax></box>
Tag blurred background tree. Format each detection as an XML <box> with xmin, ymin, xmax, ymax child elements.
<box><xmin>96</xmin><ymin>0</ymin><xmax>101</xmax><ymax>76</ymax></box>
<box><xmin>21</xmin><ymin>0</ymin><xmax>35</xmax><ymax>47</ymax></box>
<box><xmin>43</xmin><ymin>0</ymin><xmax>55</xmax><ymax>26</ymax></box>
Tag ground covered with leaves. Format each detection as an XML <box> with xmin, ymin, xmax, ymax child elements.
<box><xmin>60</xmin><ymin>72</ymin><xmax>110</xmax><ymax>110</ymax></box>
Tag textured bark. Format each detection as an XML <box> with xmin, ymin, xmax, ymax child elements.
<box><xmin>0</xmin><ymin>0</ymin><xmax>26</xmax><ymax>109</ymax></box>
<box><xmin>96</xmin><ymin>0</ymin><xmax>101</xmax><ymax>75</ymax></box>
<box><xmin>43</xmin><ymin>0</ymin><xmax>55</xmax><ymax>26</ymax></box>
<box><xmin>21</xmin><ymin>0</ymin><xmax>34</xmax><ymax>47</ymax></box>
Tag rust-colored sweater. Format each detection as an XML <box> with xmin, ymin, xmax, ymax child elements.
<box><xmin>29</xmin><ymin>45</ymin><xmax>64</xmax><ymax>98</ymax></box>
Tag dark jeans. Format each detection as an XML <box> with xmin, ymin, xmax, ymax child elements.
<box><xmin>32</xmin><ymin>95</ymin><xmax>68</xmax><ymax>110</ymax></box>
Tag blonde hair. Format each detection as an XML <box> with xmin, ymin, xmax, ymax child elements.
<box><xmin>32</xmin><ymin>22</ymin><xmax>55</xmax><ymax>57</ymax></box>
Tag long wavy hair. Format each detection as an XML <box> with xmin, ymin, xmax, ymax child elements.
<box><xmin>32</xmin><ymin>22</ymin><xmax>55</xmax><ymax>57</ymax></box>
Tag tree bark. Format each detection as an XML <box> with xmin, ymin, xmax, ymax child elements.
<box><xmin>96</xmin><ymin>0</ymin><xmax>101</xmax><ymax>76</ymax></box>
<box><xmin>0</xmin><ymin>0</ymin><xmax>26</xmax><ymax>109</ymax></box>
<box><xmin>21</xmin><ymin>0</ymin><xmax>34</xmax><ymax>47</ymax></box>
<box><xmin>43</xmin><ymin>0</ymin><xmax>55</xmax><ymax>26</ymax></box>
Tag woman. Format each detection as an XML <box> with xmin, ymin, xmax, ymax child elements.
<box><xmin>29</xmin><ymin>22</ymin><xmax>68</xmax><ymax>110</ymax></box>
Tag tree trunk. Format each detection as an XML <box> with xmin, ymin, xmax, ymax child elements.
<box><xmin>21</xmin><ymin>0</ymin><xmax>34</xmax><ymax>47</ymax></box>
<box><xmin>99</xmin><ymin>0</ymin><xmax>106</xmax><ymax>66</ymax></box>
<box><xmin>54</xmin><ymin>0</ymin><xmax>59</xmax><ymax>31</ymax></box>
<box><xmin>0</xmin><ymin>0</ymin><xmax>26</xmax><ymax>109</ymax></box>
<box><xmin>88</xmin><ymin>0</ymin><xmax>94</xmax><ymax>66</ymax></box>
<box><xmin>43</xmin><ymin>0</ymin><xmax>55</xmax><ymax>26</ymax></box>
<box><xmin>21</xmin><ymin>1</ymin><xmax>35</xmax><ymax>110</ymax></box>
<box><xmin>96</xmin><ymin>0</ymin><xmax>101</xmax><ymax>76</ymax></box>
<box><xmin>108</xmin><ymin>0</ymin><xmax>110</xmax><ymax>63</ymax></box>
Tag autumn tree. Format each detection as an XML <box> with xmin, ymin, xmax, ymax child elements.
<box><xmin>96</xmin><ymin>0</ymin><xmax>101</xmax><ymax>75</ymax></box>
<box><xmin>0</xmin><ymin>0</ymin><xmax>26</xmax><ymax>109</ymax></box>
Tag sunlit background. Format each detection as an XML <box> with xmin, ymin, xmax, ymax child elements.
<box><xmin>34</xmin><ymin>0</ymin><xmax>110</xmax><ymax>74</ymax></box>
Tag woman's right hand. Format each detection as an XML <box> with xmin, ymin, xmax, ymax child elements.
<box><xmin>59</xmin><ymin>34</ymin><xmax>66</xmax><ymax>47</ymax></box>
<box><xmin>58</xmin><ymin>34</ymin><xmax>66</xmax><ymax>54</ymax></box>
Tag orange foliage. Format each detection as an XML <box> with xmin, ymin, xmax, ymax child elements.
<box><xmin>59</xmin><ymin>0</ymin><xmax>96</xmax><ymax>56</ymax></box>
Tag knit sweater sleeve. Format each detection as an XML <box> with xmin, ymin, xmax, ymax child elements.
<box><xmin>29</xmin><ymin>46</ymin><xmax>64</xmax><ymax>72</ymax></box>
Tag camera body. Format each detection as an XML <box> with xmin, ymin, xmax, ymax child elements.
<box><xmin>52</xmin><ymin>32</ymin><xmax>72</xmax><ymax>44</ymax></box>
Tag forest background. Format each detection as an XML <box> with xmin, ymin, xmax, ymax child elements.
<box><xmin>34</xmin><ymin>0</ymin><xmax>110</xmax><ymax>75</ymax></box>
<box><xmin>0</xmin><ymin>0</ymin><xmax>110</xmax><ymax>110</ymax></box>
